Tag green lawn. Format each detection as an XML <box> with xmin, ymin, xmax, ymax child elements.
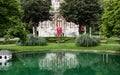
<box><xmin>107</xmin><ymin>38</ymin><xmax>120</xmax><ymax>44</ymax></box>
<box><xmin>0</xmin><ymin>43</ymin><xmax>120</xmax><ymax>52</ymax></box>
<box><xmin>0</xmin><ymin>37</ymin><xmax>119</xmax><ymax>52</ymax></box>
<box><xmin>99</xmin><ymin>37</ymin><xmax>120</xmax><ymax>44</ymax></box>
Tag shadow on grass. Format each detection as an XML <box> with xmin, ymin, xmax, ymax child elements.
<box><xmin>116</xmin><ymin>39</ymin><xmax>120</xmax><ymax>44</ymax></box>
<box><xmin>117</xmin><ymin>48</ymin><xmax>120</xmax><ymax>51</ymax></box>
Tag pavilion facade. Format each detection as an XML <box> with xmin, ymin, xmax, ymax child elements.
<box><xmin>36</xmin><ymin>0</ymin><xmax>79</xmax><ymax>37</ymax></box>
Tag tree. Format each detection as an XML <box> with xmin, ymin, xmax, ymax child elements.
<box><xmin>5</xmin><ymin>22</ymin><xmax>27</xmax><ymax>44</ymax></box>
<box><xmin>0</xmin><ymin>0</ymin><xmax>27</xmax><ymax>44</ymax></box>
<box><xmin>101</xmin><ymin>0</ymin><xmax>120</xmax><ymax>38</ymax></box>
<box><xmin>22</xmin><ymin>0</ymin><xmax>51</xmax><ymax>36</ymax></box>
<box><xmin>113</xmin><ymin>24</ymin><xmax>120</xmax><ymax>37</ymax></box>
<box><xmin>60</xmin><ymin>0</ymin><xmax>102</xmax><ymax>34</ymax></box>
<box><xmin>0</xmin><ymin>0</ymin><xmax>23</xmax><ymax>36</ymax></box>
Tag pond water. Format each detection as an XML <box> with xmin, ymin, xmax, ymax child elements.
<box><xmin>0</xmin><ymin>51</ymin><xmax>120</xmax><ymax>75</ymax></box>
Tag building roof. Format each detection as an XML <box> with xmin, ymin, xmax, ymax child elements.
<box><xmin>0</xmin><ymin>50</ymin><xmax>12</xmax><ymax>55</ymax></box>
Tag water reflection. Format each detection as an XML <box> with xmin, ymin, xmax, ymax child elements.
<box><xmin>0</xmin><ymin>50</ymin><xmax>12</xmax><ymax>71</ymax></box>
<box><xmin>102</xmin><ymin>54</ymin><xmax>109</xmax><ymax>63</ymax></box>
<box><xmin>0</xmin><ymin>61</ymin><xmax>12</xmax><ymax>71</ymax></box>
<box><xmin>39</xmin><ymin>52</ymin><xmax>79</xmax><ymax>75</ymax></box>
<box><xmin>0</xmin><ymin>51</ymin><xmax>120</xmax><ymax>75</ymax></box>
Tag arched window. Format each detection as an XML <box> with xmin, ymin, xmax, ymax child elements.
<box><xmin>56</xmin><ymin>16</ymin><xmax>63</xmax><ymax>27</ymax></box>
<box><xmin>5</xmin><ymin>56</ymin><xmax>7</xmax><ymax>59</ymax></box>
<box><xmin>0</xmin><ymin>56</ymin><xmax>2</xmax><ymax>59</ymax></box>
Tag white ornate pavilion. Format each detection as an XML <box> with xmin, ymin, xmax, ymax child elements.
<box><xmin>36</xmin><ymin>0</ymin><xmax>79</xmax><ymax>37</ymax></box>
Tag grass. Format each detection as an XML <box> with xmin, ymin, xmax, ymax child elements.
<box><xmin>99</xmin><ymin>37</ymin><xmax>120</xmax><ymax>44</ymax></box>
<box><xmin>107</xmin><ymin>38</ymin><xmax>120</xmax><ymax>44</ymax></box>
<box><xmin>0</xmin><ymin>43</ymin><xmax>120</xmax><ymax>52</ymax></box>
<box><xmin>0</xmin><ymin>37</ymin><xmax>119</xmax><ymax>52</ymax></box>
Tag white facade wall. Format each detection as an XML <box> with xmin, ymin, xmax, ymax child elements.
<box><xmin>37</xmin><ymin>21</ymin><xmax>56</xmax><ymax>37</ymax></box>
<box><xmin>37</xmin><ymin>20</ymin><xmax>79</xmax><ymax>37</ymax></box>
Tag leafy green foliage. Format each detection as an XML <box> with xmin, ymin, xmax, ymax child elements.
<box><xmin>0</xmin><ymin>0</ymin><xmax>23</xmax><ymax>36</ymax></box>
<box><xmin>76</xmin><ymin>34</ymin><xmax>100</xmax><ymax>47</ymax></box>
<box><xmin>5</xmin><ymin>22</ymin><xmax>27</xmax><ymax>44</ymax></box>
<box><xmin>21</xmin><ymin>34</ymin><xmax>47</xmax><ymax>46</ymax></box>
<box><xmin>113</xmin><ymin>24</ymin><xmax>120</xmax><ymax>37</ymax></box>
<box><xmin>101</xmin><ymin>0</ymin><xmax>120</xmax><ymax>38</ymax></box>
<box><xmin>0</xmin><ymin>0</ymin><xmax>27</xmax><ymax>44</ymax></box>
<box><xmin>22</xmin><ymin>0</ymin><xmax>51</xmax><ymax>36</ymax></box>
<box><xmin>60</xmin><ymin>0</ymin><xmax>102</xmax><ymax>34</ymax></box>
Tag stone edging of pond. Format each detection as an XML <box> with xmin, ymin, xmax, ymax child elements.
<box><xmin>12</xmin><ymin>50</ymin><xmax>120</xmax><ymax>54</ymax></box>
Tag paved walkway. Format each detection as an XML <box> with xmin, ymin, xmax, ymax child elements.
<box><xmin>0</xmin><ymin>38</ymin><xmax>18</xmax><ymax>46</ymax></box>
<box><xmin>0</xmin><ymin>44</ymin><xmax>16</xmax><ymax>46</ymax></box>
<box><xmin>0</xmin><ymin>38</ymin><xmax>19</xmax><ymax>41</ymax></box>
<box><xmin>0</xmin><ymin>38</ymin><xmax>119</xmax><ymax>46</ymax></box>
<box><xmin>0</xmin><ymin>38</ymin><xmax>5</xmax><ymax>41</ymax></box>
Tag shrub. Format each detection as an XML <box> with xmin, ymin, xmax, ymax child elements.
<box><xmin>19</xmin><ymin>34</ymin><xmax>47</xmax><ymax>46</ymax></box>
<box><xmin>76</xmin><ymin>34</ymin><xmax>100</xmax><ymax>47</ymax></box>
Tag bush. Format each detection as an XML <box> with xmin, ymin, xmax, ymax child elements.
<box><xmin>76</xmin><ymin>34</ymin><xmax>100</xmax><ymax>47</ymax></box>
<box><xmin>19</xmin><ymin>34</ymin><xmax>47</xmax><ymax>46</ymax></box>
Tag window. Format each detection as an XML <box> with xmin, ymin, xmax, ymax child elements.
<box><xmin>70</xmin><ymin>22</ymin><xmax>73</xmax><ymax>28</ymax></box>
<box><xmin>0</xmin><ymin>56</ymin><xmax>2</xmax><ymax>59</ymax></box>
<box><xmin>41</xmin><ymin>23</ymin><xmax>44</xmax><ymax>28</ymax></box>
<box><xmin>5</xmin><ymin>56</ymin><xmax>7</xmax><ymax>59</ymax></box>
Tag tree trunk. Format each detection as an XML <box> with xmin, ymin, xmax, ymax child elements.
<box><xmin>33</xmin><ymin>23</ymin><xmax>38</xmax><ymax>36</ymax></box>
<box><xmin>78</xmin><ymin>25</ymin><xmax>81</xmax><ymax>35</ymax></box>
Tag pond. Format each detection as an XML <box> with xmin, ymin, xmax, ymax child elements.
<box><xmin>0</xmin><ymin>51</ymin><xmax>120</xmax><ymax>75</ymax></box>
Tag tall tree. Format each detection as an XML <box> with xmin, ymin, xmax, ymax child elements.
<box><xmin>0</xmin><ymin>0</ymin><xmax>23</xmax><ymax>36</ymax></box>
<box><xmin>22</xmin><ymin>0</ymin><xmax>51</xmax><ymax>36</ymax></box>
<box><xmin>60</xmin><ymin>0</ymin><xmax>102</xmax><ymax>34</ymax></box>
<box><xmin>0</xmin><ymin>0</ymin><xmax>27</xmax><ymax>44</ymax></box>
<box><xmin>101</xmin><ymin>0</ymin><xmax>120</xmax><ymax>38</ymax></box>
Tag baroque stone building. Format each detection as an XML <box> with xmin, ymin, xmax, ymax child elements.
<box><xmin>36</xmin><ymin>0</ymin><xmax>79</xmax><ymax>37</ymax></box>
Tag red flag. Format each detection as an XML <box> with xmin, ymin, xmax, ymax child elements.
<box><xmin>57</xmin><ymin>27</ymin><xmax>62</xmax><ymax>35</ymax></box>
<box><xmin>81</xmin><ymin>26</ymin><xmax>85</xmax><ymax>31</ymax></box>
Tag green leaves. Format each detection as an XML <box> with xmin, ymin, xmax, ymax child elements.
<box><xmin>23</xmin><ymin>0</ymin><xmax>51</xmax><ymax>23</ymax></box>
<box><xmin>0</xmin><ymin>0</ymin><xmax>23</xmax><ymax>36</ymax></box>
<box><xmin>101</xmin><ymin>0</ymin><xmax>120</xmax><ymax>37</ymax></box>
<box><xmin>113</xmin><ymin>24</ymin><xmax>120</xmax><ymax>37</ymax></box>
<box><xmin>60</xmin><ymin>0</ymin><xmax>102</xmax><ymax>34</ymax></box>
<box><xmin>22</xmin><ymin>0</ymin><xmax>51</xmax><ymax>36</ymax></box>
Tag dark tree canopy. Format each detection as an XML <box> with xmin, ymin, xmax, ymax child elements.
<box><xmin>22</xmin><ymin>0</ymin><xmax>51</xmax><ymax>36</ymax></box>
<box><xmin>0</xmin><ymin>0</ymin><xmax>27</xmax><ymax>43</ymax></box>
<box><xmin>60</xmin><ymin>0</ymin><xmax>102</xmax><ymax>34</ymax></box>
<box><xmin>0</xmin><ymin>0</ymin><xmax>23</xmax><ymax>36</ymax></box>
